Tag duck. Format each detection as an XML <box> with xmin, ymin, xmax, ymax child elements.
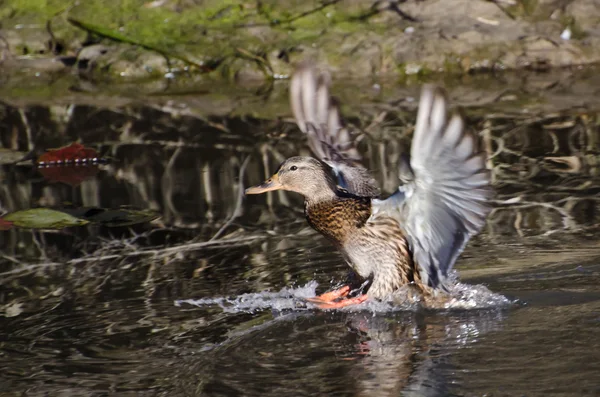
<box><xmin>245</xmin><ymin>63</ymin><xmax>492</xmax><ymax>309</ymax></box>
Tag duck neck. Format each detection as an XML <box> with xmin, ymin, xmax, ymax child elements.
<box><xmin>303</xmin><ymin>175</ymin><xmax>339</xmax><ymax>205</ymax></box>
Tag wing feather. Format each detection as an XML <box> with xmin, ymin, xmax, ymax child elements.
<box><xmin>289</xmin><ymin>63</ymin><xmax>379</xmax><ymax>197</ymax></box>
<box><xmin>373</xmin><ymin>85</ymin><xmax>492</xmax><ymax>289</ymax></box>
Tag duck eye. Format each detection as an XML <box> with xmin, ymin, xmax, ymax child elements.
<box><xmin>289</xmin><ymin>165</ymin><xmax>298</xmax><ymax>171</ymax></box>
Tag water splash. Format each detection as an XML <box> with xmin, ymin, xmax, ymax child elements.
<box><xmin>175</xmin><ymin>281</ymin><xmax>319</xmax><ymax>313</ymax></box>
<box><xmin>175</xmin><ymin>278</ymin><xmax>513</xmax><ymax>313</ymax></box>
<box><xmin>443</xmin><ymin>281</ymin><xmax>513</xmax><ymax>309</ymax></box>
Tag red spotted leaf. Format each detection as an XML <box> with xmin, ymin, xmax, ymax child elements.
<box><xmin>37</xmin><ymin>143</ymin><xmax>98</xmax><ymax>165</ymax></box>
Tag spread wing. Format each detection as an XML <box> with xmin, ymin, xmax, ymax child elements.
<box><xmin>289</xmin><ymin>63</ymin><xmax>379</xmax><ymax>197</ymax></box>
<box><xmin>372</xmin><ymin>85</ymin><xmax>492</xmax><ymax>289</ymax></box>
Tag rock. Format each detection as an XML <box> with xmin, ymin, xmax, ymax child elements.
<box><xmin>76</xmin><ymin>44</ymin><xmax>169</xmax><ymax>78</ymax></box>
<box><xmin>1</xmin><ymin>57</ymin><xmax>69</xmax><ymax>73</ymax></box>
<box><xmin>565</xmin><ymin>0</ymin><xmax>600</xmax><ymax>34</ymax></box>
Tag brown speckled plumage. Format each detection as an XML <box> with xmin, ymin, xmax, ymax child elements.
<box><xmin>245</xmin><ymin>62</ymin><xmax>492</xmax><ymax>305</ymax></box>
<box><xmin>303</xmin><ymin>191</ymin><xmax>423</xmax><ymax>299</ymax></box>
<box><xmin>345</xmin><ymin>216</ymin><xmax>422</xmax><ymax>294</ymax></box>
<box><xmin>304</xmin><ymin>194</ymin><xmax>371</xmax><ymax>244</ymax></box>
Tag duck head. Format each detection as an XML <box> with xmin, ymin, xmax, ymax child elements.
<box><xmin>245</xmin><ymin>156</ymin><xmax>338</xmax><ymax>201</ymax></box>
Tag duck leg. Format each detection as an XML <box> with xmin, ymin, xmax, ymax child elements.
<box><xmin>306</xmin><ymin>285</ymin><xmax>351</xmax><ymax>303</ymax></box>
<box><xmin>314</xmin><ymin>294</ymin><xmax>368</xmax><ymax>309</ymax></box>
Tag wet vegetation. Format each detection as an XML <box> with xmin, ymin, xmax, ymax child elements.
<box><xmin>0</xmin><ymin>64</ymin><xmax>599</xmax><ymax>395</ymax></box>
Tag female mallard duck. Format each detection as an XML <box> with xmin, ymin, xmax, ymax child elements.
<box><xmin>246</xmin><ymin>63</ymin><xmax>491</xmax><ymax>309</ymax></box>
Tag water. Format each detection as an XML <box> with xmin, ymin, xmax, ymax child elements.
<box><xmin>175</xmin><ymin>278</ymin><xmax>512</xmax><ymax>313</ymax></box>
<box><xmin>1</xmin><ymin>70</ymin><xmax>600</xmax><ymax>396</ymax></box>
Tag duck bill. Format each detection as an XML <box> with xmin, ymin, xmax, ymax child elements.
<box><xmin>245</xmin><ymin>174</ymin><xmax>283</xmax><ymax>195</ymax></box>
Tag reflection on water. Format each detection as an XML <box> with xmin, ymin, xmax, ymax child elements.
<box><xmin>1</xmin><ymin>72</ymin><xmax>600</xmax><ymax>396</ymax></box>
<box><xmin>176</xmin><ymin>310</ymin><xmax>507</xmax><ymax>397</ymax></box>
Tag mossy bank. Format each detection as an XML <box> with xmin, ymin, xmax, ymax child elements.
<box><xmin>1</xmin><ymin>0</ymin><xmax>600</xmax><ymax>81</ymax></box>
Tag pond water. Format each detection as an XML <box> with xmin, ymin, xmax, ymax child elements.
<box><xmin>1</xmin><ymin>70</ymin><xmax>599</xmax><ymax>396</ymax></box>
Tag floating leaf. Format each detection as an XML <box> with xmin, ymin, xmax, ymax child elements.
<box><xmin>60</xmin><ymin>207</ymin><xmax>160</xmax><ymax>227</ymax></box>
<box><xmin>37</xmin><ymin>142</ymin><xmax>99</xmax><ymax>165</ymax></box>
<box><xmin>3</xmin><ymin>208</ymin><xmax>89</xmax><ymax>229</ymax></box>
<box><xmin>37</xmin><ymin>164</ymin><xmax>100</xmax><ymax>186</ymax></box>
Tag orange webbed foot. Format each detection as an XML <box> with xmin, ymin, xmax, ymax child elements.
<box><xmin>314</xmin><ymin>294</ymin><xmax>368</xmax><ymax>309</ymax></box>
<box><xmin>306</xmin><ymin>285</ymin><xmax>351</xmax><ymax>304</ymax></box>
